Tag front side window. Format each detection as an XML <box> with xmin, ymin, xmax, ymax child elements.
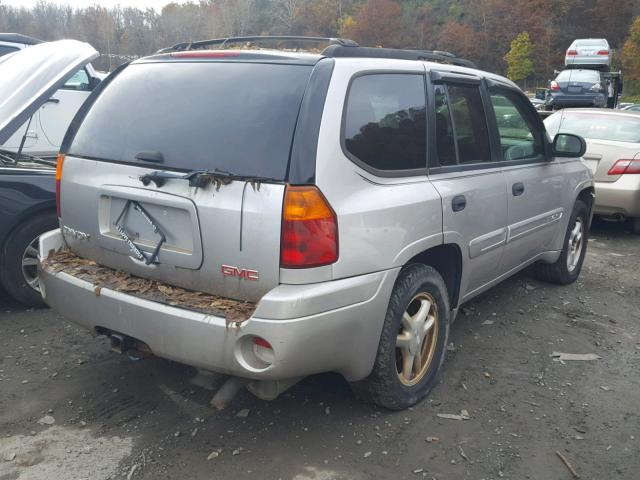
<box><xmin>343</xmin><ymin>73</ymin><xmax>426</xmax><ymax>172</ymax></box>
<box><xmin>490</xmin><ymin>90</ymin><xmax>544</xmax><ymax>161</ymax></box>
<box><xmin>445</xmin><ymin>84</ymin><xmax>492</xmax><ymax>164</ymax></box>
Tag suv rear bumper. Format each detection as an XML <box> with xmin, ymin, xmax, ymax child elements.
<box><xmin>39</xmin><ymin>229</ymin><xmax>397</xmax><ymax>382</ymax></box>
<box><xmin>546</xmin><ymin>93</ymin><xmax>606</xmax><ymax>108</ymax></box>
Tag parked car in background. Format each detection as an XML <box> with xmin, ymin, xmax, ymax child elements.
<box><xmin>545</xmin><ymin>109</ymin><xmax>640</xmax><ymax>233</ymax></box>
<box><xmin>546</xmin><ymin>69</ymin><xmax>607</xmax><ymax>110</ymax></box>
<box><xmin>565</xmin><ymin>38</ymin><xmax>611</xmax><ymax>68</ymax></box>
<box><xmin>0</xmin><ymin>39</ymin><xmax>99</xmax><ymax>306</ymax></box>
<box><xmin>38</xmin><ymin>36</ymin><xmax>593</xmax><ymax>409</ymax></box>
<box><xmin>620</xmin><ymin>104</ymin><xmax>640</xmax><ymax>112</ymax></box>
<box><xmin>0</xmin><ymin>33</ymin><xmax>104</xmax><ymax>158</ymax></box>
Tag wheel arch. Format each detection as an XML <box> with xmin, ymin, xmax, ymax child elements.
<box><xmin>1</xmin><ymin>202</ymin><xmax>57</xmax><ymax>256</ymax></box>
<box><xmin>405</xmin><ymin>243</ymin><xmax>463</xmax><ymax>310</ymax></box>
<box><xmin>576</xmin><ymin>186</ymin><xmax>595</xmax><ymax>228</ymax></box>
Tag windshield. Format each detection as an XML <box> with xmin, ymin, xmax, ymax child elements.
<box><xmin>555</xmin><ymin>70</ymin><xmax>600</xmax><ymax>83</ymax></box>
<box><xmin>68</xmin><ymin>61</ymin><xmax>313</xmax><ymax>180</ymax></box>
<box><xmin>545</xmin><ymin>112</ymin><xmax>640</xmax><ymax>143</ymax></box>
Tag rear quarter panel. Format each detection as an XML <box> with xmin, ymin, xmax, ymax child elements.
<box><xmin>312</xmin><ymin>59</ymin><xmax>444</xmax><ymax>281</ymax></box>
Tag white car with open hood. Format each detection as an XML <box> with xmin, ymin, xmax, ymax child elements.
<box><xmin>0</xmin><ymin>34</ymin><xmax>103</xmax><ymax>158</ymax></box>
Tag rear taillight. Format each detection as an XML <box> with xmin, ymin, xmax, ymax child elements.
<box><xmin>280</xmin><ymin>185</ymin><xmax>338</xmax><ymax>269</ymax></box>
<box><xmin>567</xmin><ymin>50</ymin><xmax>578</xmax><ymax>56</ymax></box>
<box><xmin>608</xmin><ymin>159</ymin><xmax>640</xmax><ymax>175</ymax></box>
<box><xmin>55</xmin><ymin>154</ymin><xmax>65</xmax><ymax>217</ymax></box>
<box><xmin>550</xmin><ymin>81</ymin><xmax>560</xmax><ymax>91</ymax></box>
<box><xmin>597</xmin><ymin>50</ymin><xmax>609</xmax><ymax>56</ymax></box>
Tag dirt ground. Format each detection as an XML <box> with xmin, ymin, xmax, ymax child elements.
<box><xmin>1</xmin><ymin>219</ymin><xmax>638</xmax><ymax>480</ymax></box>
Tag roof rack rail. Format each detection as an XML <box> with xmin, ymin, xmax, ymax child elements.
<box><xmin>321</xmin><ymin>45</ymin><xmax>476</xmax><ymax>68</ymax></box>
<box><xmin>158</xmin><ymin>36</ymin><xmax>359</xmax><ymax>53</ymax></box>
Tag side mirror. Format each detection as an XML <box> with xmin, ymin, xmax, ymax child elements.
<box><xmin>552</xmin><ymin>133</ymin><xmax>586</xmax><ymax>158</ymax></box>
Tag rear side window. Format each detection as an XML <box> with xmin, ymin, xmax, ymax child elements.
<box><xmin>69</xmin><ymin>62</ymin><xmax>312</xmax><ymax>180</ymax></box>
<box><xmin>343</xmin><ymin>73</ymin><xmax>426</xmax><ymax>172</ymax></box>
<box><xmin>434</xmin><ymin>83</ymin><xmax>491</xmax><ymax>165</ymax></box>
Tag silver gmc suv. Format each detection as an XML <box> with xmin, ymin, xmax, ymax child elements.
<box><xmin>37</xmin><ymin>37</ymin><xmax>594</xmax><ymax>410</ymax></box>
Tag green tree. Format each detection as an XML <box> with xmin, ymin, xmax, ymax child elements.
<box><xmin>504</xmin><ymin>32</ymin><xmax>534</xmax><ymax>84</ymax></box>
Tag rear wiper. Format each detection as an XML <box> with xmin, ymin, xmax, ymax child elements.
<box><xmin>139</xmin><ymin>168</ymin><xmax>279</xmax><ymax>190</ymax></box>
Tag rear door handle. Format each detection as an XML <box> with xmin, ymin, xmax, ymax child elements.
<box><xmin>452</xmin><ymin>195</ymin><xmax>466</xmax><ymax>212</ymax></box>
<box><xmin>512</xmin><ymin>182</ymin><xmax>525</xmax><ymax>196</ymax></box>
<box><xmin>45</xmin><ymin>98</ymin><xmax>60</xmax><ymax>104</ymax></box>
<box><xmin>583</xmin><ymin>154</ymin><xmax>602</xmax><ymax>161</ymax></box>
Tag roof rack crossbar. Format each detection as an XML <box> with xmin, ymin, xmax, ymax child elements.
<box><xmin>321</xmin><ymin>45</ymin><xmax>476</xmax><ymax>68</ymax></box>
<box><xmin>164</xmin><ymin>36</ymin><xmax>359</xmax><ymax>53</ymax></box>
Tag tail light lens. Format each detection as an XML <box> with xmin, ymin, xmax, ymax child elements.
<box><xmin>280</xmin><ymin>185</ymin><xmax>338</xmax><ymax>268</ymax></box>
<box><xmin>608</xmin><ymin>159</ymin><xmax>640</xmax><ymax>175</ymax></box>
<box><xmin>55</xmin><ymin>154</ymin><xmax>65</xmax><ymax>217</ymax></box>
<box><xmin>567</xmin><ymin>50</ymin><xmax>578</xmax><ymax>56</ymax></box>
<box><xmin>597</xmin><ymin>50</ymin><xmax>609</xmax><ymax>56</ymax></box>
<box><xmin>550</xmin><ymin>81</ymin><xmax>560</xmax><ymax>91</ymax></box>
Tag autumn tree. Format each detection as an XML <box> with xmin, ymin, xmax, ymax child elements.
<box><xmin>505</xmin><ymin>32</ymin><xmax>534</xmax><ymax>84</ymax></box>
<box><xmin>341</xmin><ymin>0</ymin><xmax>403</xmax><ymax>47</ymax></box>
<box><xmin>621</xmin><ymin>16</ymin><xmax>640</xmax><ymax>81</ymax></box>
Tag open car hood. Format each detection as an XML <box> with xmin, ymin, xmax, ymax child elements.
<box><xmin>0</xmin><ymin>39</ymin><xmax>98</xmax><ymax>144</ymax></box>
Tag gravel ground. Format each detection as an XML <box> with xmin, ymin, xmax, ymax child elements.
<box><xmin>1</xmin><ymin>219</ymin><xmax>638</xmax><ymax>480</ymax></box>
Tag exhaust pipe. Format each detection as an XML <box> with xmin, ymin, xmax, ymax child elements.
<box><xmin>106</xmin><ymin>331</ymin><xmax>152</xmax><ymax>360</ymax></box>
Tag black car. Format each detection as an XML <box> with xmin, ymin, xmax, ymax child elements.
<box><xmin>545</xmin><ymin>69</ymin><xmax>607</xmax><ymax>110</ymax></box>
<box><xmin>0</xmin><ymin>39</ymin><xmax>99</xmax><ymax>306</ymax></box>
<box><xmin>0</xmin><ymin>151</ymin><xmax>56</xmax><ymax>306</ymax></box>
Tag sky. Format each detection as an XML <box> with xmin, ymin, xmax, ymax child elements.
<box><xmin>0</xmin><ymin>0</ymin><xmax>190</xmax><ymax>11</ymax></box>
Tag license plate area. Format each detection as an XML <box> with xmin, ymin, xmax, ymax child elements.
<box><xmin>567</xmin><ymin>86</ymin><xmax>582</xmax><ymax>94</ymax></box>
<box><xmin>114</xmin><ymin>200</ymin><xmax>166</xmax><ymax>265</ymax></box>
<box><xmin>98</xmin><ymin>186</ymin><xmax>203</xmax><ymax>270</ymax></box>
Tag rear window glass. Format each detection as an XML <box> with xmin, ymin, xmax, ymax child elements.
<box><xmin>575</xmin><ymin>40</ymin><xmax>606</xmax><ymax>47</ymax></box>
<box><xmin>555</xmin><ymin>70</ymin><xmax>600</xmax><ymax>83</ymax></box>
<box><xmin>545</xmin><ymin>113</ymin><xmax>640</xmax><ymax>143</ymax></box>
<box><xmin>69</xmin><ymin>62</ymin><xmax>312</xmax><ymax>180</ymax></box>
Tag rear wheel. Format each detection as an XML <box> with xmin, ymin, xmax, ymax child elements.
<box><xmin>352</xmin><ymin>264</ymin><xmax>449</xmax><ymax>410</ymax></box>
<box><xmin>0</xmin><ymin>213</ymin><xmax>58</xmax><ymax>307</ymax></box>
<box><xmin>535</xmin><ymin>199</ymin><xmax>588</xmax><ymax>285</ymax></box>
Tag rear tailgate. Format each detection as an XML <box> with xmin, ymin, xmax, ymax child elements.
<box><xmin>59</xmin><ymin>59</ymin><xmax>314</xmax><ymax>302</ymax></box>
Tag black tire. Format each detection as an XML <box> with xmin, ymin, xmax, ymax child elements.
<box><xmin>0</xmin><ymin>212</ymin><xmax>58</xmax><ymax>307</ymax></box>
<box><xmin>351</xmin><ymin>264</ymin><xmax>450</xmax><ymax>410</ymax></box>
<box><xmin>534</xmin><ymin>199</ymin><xmax>589</xmax><ymax>285</ymax></box>
<box><xmin>544</xmin><ymin>104</ymin><xmax>553</xmax><ymax>112</ymax></box>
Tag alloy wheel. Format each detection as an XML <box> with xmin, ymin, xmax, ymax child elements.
<box><xmin>395</xmin><ymin>292</ymin><xmax>439</xmax><ymax>386</ymax></box>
